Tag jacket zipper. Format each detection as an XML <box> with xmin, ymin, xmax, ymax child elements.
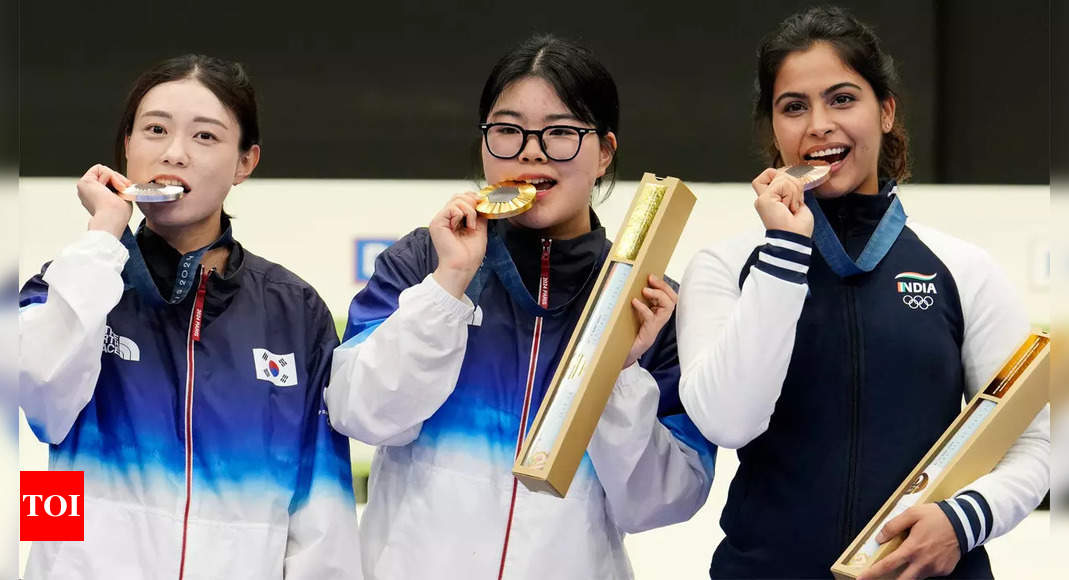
<box><xmin>178</xmin><ymin>268</ymin><xmax>210</xmax><ymax>580</ymax></box>
<box><xmin>833</xmin><ymin>207</ymin><xmax>862</xmax><ymax>547</ymax></box>
<box><xmin>498</xmin><ymin>239</ymin><xmax>552</xmax><ymax>579</ymax></box>
<box><xmin>841</xmin><ymin>284</ymin><xmax>861</xmax><ymax>546</ymax></box>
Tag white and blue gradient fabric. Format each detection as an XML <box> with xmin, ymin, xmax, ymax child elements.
<box><xmin>19</xmin><ymin>228</ymin><xmax>361</xmax><ymax>579</ymax></box>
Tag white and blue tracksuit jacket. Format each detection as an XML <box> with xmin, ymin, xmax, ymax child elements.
<box><xmin>326</xmin><ymin>213</ymin><xmax>717</xmax><ymax>579</ymax></box>
<box><xmin>19</xmin><ymin>221</ymin><xmax>361</xmax><ymax>579</ymax></box>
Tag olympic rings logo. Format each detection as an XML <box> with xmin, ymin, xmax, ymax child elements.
<box><xmin>902</xmin><ymin>295</ymin><xmax>934</xmax><ymax>310</ymax></box>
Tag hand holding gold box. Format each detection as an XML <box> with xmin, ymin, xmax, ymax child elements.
<box><xmin>831</xmin><ymin>332</ymin><xmax>1050</xmax><ymax>579</ymax></box>
<box><xmin>511</xmin><ymin>173</ymin><xmax>695</xmax><ymax>497</ymax></box>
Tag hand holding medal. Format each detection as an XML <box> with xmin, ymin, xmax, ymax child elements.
<box><xmin>429</xmin><ymin>190</ymin><xmax>491</xmax><ymax>299</ymax></box>
<box><xmin>76</xmin><ymin>164</ymin><xmax>136</xmax><ymax>238</ymax></box>
<box><xmin>751</xmin><ymin>161</ymin><xmax>829</xmax><ymax>236</ymax></box>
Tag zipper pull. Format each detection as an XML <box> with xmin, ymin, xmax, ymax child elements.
<box><xmin>538</xmin><ymin>239</ymin><xmax>551</xmax><ymax>309</ymax></box>
<box><xmin>191</xmin><ymin>269</ymin><xmax>211</xmax><ymax>342</ymax></box>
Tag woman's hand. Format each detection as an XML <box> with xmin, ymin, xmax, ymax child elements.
<box><xmin>624</xmin><ymin>274</ymin><xmax>677</xmax><ymax>368</ymax></box>
<box><xmin>77</xmin><ymin>164</ymin><xmax>133</xmax><ymax>239</ymax></box>
<box><xmin>752</xmin><ymin>167</ymin><xmax>814</xmax><ymax>237</ymax></box>
<box><xmin>858</xmin><ymin>503</ymin><xmax>961</xmax><ymax>579</ymax></box>
<box><xmin>430</xmin><ymin>192</ymin><xmax>489</xmax><ymax>299</ymax></box>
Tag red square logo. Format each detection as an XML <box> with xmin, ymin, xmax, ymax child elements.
<box><xmin>20</xmin><ymin>471</ymin><xmax>84</xmax><ymax>541</ymax></box>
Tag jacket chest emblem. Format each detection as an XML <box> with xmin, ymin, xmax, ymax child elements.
<box><xmin>895</xmin><ymin>272</ymin><xmax>938</xmax><ymax>310</ymax></box>
<box><xmin>252</xmin><ymin>348</ymin><xmax>298</xmax><ymax>387</ymax></box>
<box><xmin>102</xmin><ymin>325</ymin><xmax>140</xmax><ymax>361</ymax></box>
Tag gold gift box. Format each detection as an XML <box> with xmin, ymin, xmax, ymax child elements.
<box><xmin>831</xmin><ymin>332</ymin><xmax>1050</xmax><ymax>579</ymax></box>
<box><xmin>511</xmin><ymin>173</ymin><xmax>696</xmax><ymax>497</ymax></box>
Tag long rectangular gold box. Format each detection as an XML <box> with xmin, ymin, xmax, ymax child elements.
<box><xmin>511</xmin><ymin>173</ymin><xmax>695</xmax><ymax>497</ymax></box>
<box><xmin>831</xmin><ymin>332</ymin><xmax>1050</xmax><ymax>579</ymax></box>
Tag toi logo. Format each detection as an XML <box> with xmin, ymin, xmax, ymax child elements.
<box><xmin>21</xmin><ymin>471</ymin><xmax>84</xmax><ymax>541</ymax></box>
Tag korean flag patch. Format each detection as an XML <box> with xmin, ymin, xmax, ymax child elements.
<box><xmin>253</xmin><ymin>348</ymin><xmax>298</xmax><ymax>387</ymax></box>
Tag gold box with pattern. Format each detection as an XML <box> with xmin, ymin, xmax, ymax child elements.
<box><xmin>511</xmin><ymin>173</ymin><xmax>696</xmax><ymax>497</ymax></box>
<box><xmin>831</xmin><ymin>332</ymin><xmax>1050</xmax><ymax>579</ymax></box>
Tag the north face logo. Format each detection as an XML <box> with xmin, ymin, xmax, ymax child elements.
<box><xmin>102</xmin><ymin>326</ymin><xmax>140</xmax><ymax>361</ymax></box>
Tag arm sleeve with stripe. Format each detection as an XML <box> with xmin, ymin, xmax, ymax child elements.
<box><xmin>676</xmin><ymin>230</ymin><xmax>812</xmax><ymax>449</ymax></box>
<box><xmin>941</xmin><ymin>242</ymin><xmax>1049</xmax><ymax>552</ymax></box>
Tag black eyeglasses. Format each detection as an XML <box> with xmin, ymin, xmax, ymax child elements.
<box><xmin>479</xmin><ymin>122</ymin><xmax>600</xmax><ymax>162</ymax></box>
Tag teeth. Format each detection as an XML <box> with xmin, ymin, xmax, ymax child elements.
<box><xmin>153</xmin><ymin>177</ymin><xmax>185</xmax><ymax>188</ymax></box>
<box><xmin>809</xmin><ymin>147</ymin><xmax>846</xmax><ymax>158</ymax></box>
<box><xmin>523</xmin><ymin>178</ymin><xmax>554</xmax><ymax>185</ymax></box>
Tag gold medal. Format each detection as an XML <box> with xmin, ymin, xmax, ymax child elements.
<box><xmin>475</xmin><ymin>180</ymin><xmax>536</xmax><ymax>219</ymax></box>
<box><xmin>784</xmin><ymin>161</ymin><xmax>831</xmax><ymax>191</ymax></box>
<box><xmin>117</xmin><ymin>182</ymin><xmax>186</xmax><ymax>202</ymax></box>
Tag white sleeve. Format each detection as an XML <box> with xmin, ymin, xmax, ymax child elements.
<box><xmin>587</xmin><ymin>363</ymin><xmax>715</xmax><ymax>533</ymax></box>
<box><xmin>948</xmin><ymin>240</ymin><xmax>1048</xmax><ymax>546</ymax></box>
<box><xmin>19</xmin><ymin>230</ymin><xmax>128</xmax><ymax>444</ymax></box>
<box><xmin>911</xmin><ymin>223</ymin><xmax>1049</xmax><ymax>547</ymax></box>
<box><xmin>676</xmin><ymin>230</ymin><xmax>812</xmax><ymax>449</ymax></box>
<box><xmin>324</xmin><ymin>274</ymin><xmax>474</xmax><ymax>446</ymax></box>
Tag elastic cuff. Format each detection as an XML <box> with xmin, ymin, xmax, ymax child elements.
<box><xmin>67</xmin><ymin>229</ymin><xmax>130</xmax><ymax>269</ymax></box>
<box><xmin>419</xmin><ymin>274</ymin><xmax>477</xmax><ymax>322</ymax></box>
<box><xmin>615</xmin><ymin>362</ymin><xmax>653</xmax><ymax>392</ymax></box>
<box><xmin>601</xmin><ymin>363</ymin><xmax>659</xmax><ymax>429</ymax></box>
<box><xmin>754</xmin><ymin>230</ymin><xmax>812</xmax><ymax>284</ymax></box>
<box><xmin>937</xmin><ymin>491</ymin><xmax>993</xmax><ymax>555</ymax></box>
<box><xmin>937</xmin><ymin>501</ymin><xmax>969</xmax><ymax>558</ymax></box>
<box><xmin>765</xmin><ymin>229</ymin><xmax>813</xmax><ymax>248</ymax></box>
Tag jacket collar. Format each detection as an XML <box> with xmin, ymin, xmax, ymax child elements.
<box><xmin>134</xmin><ymin>215</ymin><xmax>244</xmax><ymax>306</ymax></box>
<box><xmin>499</xmin><ymin>207</ymin><xmax>609</xmax><ymax>305</ymax></box>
